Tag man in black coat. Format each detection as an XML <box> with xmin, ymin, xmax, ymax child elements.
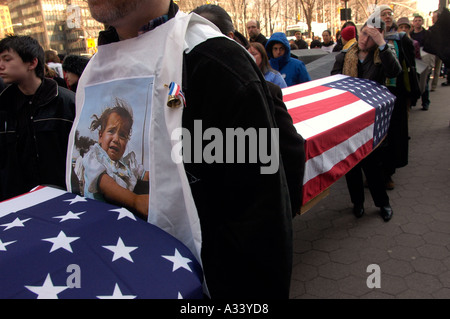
<box><xmin>87</xmin><ymin>0</ymin><xmax>293</xmax><ymax>299</ymax></box>
<box><xmin>0</xmin><ymin>36</ymin><xmax>75</xmax><ymax>201</ymax></box>
<box><xmin>381</xmin><ymin>14</ymin><xmax>418</xmax><ymax>190</ymax></box>
<box><xmin>424</xmin><ymin>8</ymin><xmax>450</xmax><ymax>86</ymax></box>
<box><xmin>246</xmin><ymin>19</ymin><xmax>268</xmax><ymax>47</ymax></box>
<box><xmin>193</xmin><ymin>3</ymin><xmax>306</xmax><ymax>217</ymax></box>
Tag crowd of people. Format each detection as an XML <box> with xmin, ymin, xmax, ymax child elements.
<box><xmin>0</xmin><ymin>0</ymin><xmax>448</xmax><ymax>299</ymax></box>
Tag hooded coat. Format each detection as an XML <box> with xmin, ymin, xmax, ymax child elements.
<box><xmin>266</xmin><ymin>32</ymin><xmax>311</xmax><ymax>86</ymax></box>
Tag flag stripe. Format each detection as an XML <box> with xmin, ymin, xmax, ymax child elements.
<box><xmin>282</xmin><ymin>74</ymin><xmax>348</xmax><ymax>95</ymax></box>
<box><xmin>287</xmin><ymin>90</ymin><xmax>360</xmax><ymax>122</ymax></box>
<box><xmin>285</xmin><ymin>88</ymin><xmax>345</xmax><ymax>111</ymax></box>
<box><xmin>292</xmin><ymin>99</ymin><xmax>374</xmax><ymax>140</ymax></box>
<box><xmin>283</xmin><ymin>85</ymin><xmax>332</xmax><ymax>105</ymax></box>
<box><xmin>301</xmin><ymin>104</ymin><xmax>376</xmax><ymax>160</ymax></box>
<box><xmin>0</xmin><ymin>187</ymin><xmax>65</xmax><ymax>218</ymax></box>
<box><xmin>303</xmin><ymin>124</ymin><xmax>374</xmax><ymax>184</ymax></box>
<box><xmin>302</xmin><ymin>139</ymin><xmax>374</xmax><ymax>203</ymax></box>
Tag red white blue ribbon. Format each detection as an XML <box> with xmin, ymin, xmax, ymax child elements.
<box><xmin>168</xmin><ymin>82</ymin><xmax>180</xmax><ymax>96</ymax></box>
<box><xmin>167</xmin><ymin>82</ymin><xmax>186</xmax><ymax>107</ymax></box>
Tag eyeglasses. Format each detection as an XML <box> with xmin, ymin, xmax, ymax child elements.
<box><xmin>381</xmin><ymin>12</ymin><xmax>393</xmax><ymax>17</ymax></box>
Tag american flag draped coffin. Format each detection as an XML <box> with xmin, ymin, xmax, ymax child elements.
<box><xmin>0</xmin><ymin>186</ymin><xmax>203</xmax><ymax>299</ymax></box>
<box><xmin>282</xmin><ymin>75</ymin><xmax>396</xmax><ymax>206</ymax></box>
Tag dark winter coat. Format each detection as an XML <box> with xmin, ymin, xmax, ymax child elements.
<box><xmin>423</xmin><ymin>8</ymin><xmax>450</xmax><ymax>67</ymax></box>
<box><xmin>250</xmin><ymin>32</ymin><xmax>268</xmax><ymax>47</ymax></box>
<box><xmin>383</xmin><ymin>33</ymin><xmax>418</xmax><ymax>170</ymax></box>
<box><xmin>331</xmin><ymin>43</ymin><xmax>402</xmax><ymax>84</ymax></box>
<box><xmin>0</xmin><ymin>78</ymin><xmax>75</xmax><ymax>201</ymax></box>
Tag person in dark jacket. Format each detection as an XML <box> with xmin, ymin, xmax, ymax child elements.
<box><xmin>381</xmin><ymin>11</ymin><xmax>419</xmax><ymax>190</ymax></box>
<box><xmin>310</xmin><ymin>39</ymin><xmax>322</xmax><ymax>49</ymax></box>
<box><xmin>423</xmin><ymin>8</ymin><xmax>450</xmax><ymax>87</ymax></box>
<box><xmin>0</xmin><ymin>35</ymin><xmax>75</xmax><ymax>201</ymax></box>
<box><xmin>84</xmin><ymin>0</ymin><xmax>293</xmax><ymax>299</ymax></box>
<box><xmin>0</xmin><ymin>77</ymin><xmax>5</xmax><ymax>92</ymax></box>
<box><xmin>294</xmin><ymin>31</ymin><xmax>308</xmax><ymax>49</ymax></box>
<box><xmin>321</xmin><ymin>29</ymin><xmax>336</xmax><ymax>52</ymax></box>
<box><xmin>62</xmin><ymin>54</ymin><xmax>90</xmax><ymax>92</ymax></box>
<box><xmin>266</xmin><ymin>32</ymin><xmax>311</xmax><ymax>86</ymax></box>
<box><xmin>191</xmin><ymin>4</ymin><xmax>250</xmax><ymax>49</ymax></box>
<box><xmin>246</xmin><ymin>19</ymin><xmax>267</xmax><ymax>47</ymax></box>
<box><xmin>45</xmin><ymin>63</ymin><xmax>67</xmax><ymax>88</ymax></box>
<box><xmin>193</xmin><ymin>3</ymin><xmax>305</xmax><ymax>216</ymax></box>
<box><xmin>333</xmin><ymin>21</ymin><xmax>359</xmax><ymax>52</ymax></box>
<box><xmin>410</xmin><ymin>14</ymin><xmax>431</xmax><ymax>110</ymax></box>
<box><xmin>331</xmin><ymin>20</ymin><xmax>402</xmax><ymax>222</ymax></box>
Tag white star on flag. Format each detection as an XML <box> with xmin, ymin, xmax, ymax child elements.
<box><xmin>1</xmin><ymin>217</ymin><xmax>32</xmax><ymax>231</ymax></box>
<box><xmin>96</xmin><ymin>283</ymin><xmax>136</xmax><ymax>299</ymax></box>
<box><xmin>0</xmin><ymin>239</ymin><xmax>16</xmax><ymax>251</ymax></box>
<box><xmin>53</xmin><ymin>211</ymin><xmax>86</xmax><ymax>222</ymax></box>
<box><xmin>162</xmin><ymin>248</ymin><xmax>193</xmax><ymax>272</ymax></box>
<box><xmin>42</xmin><ymin>231</ymin><xmax>80</xmax><ymax>253</ymax></box>
<box><xmin>109</xmin><ymin>208</ymin><xmax>136</xmax><ymax>221</ymax></box>
<box><xmin>64</xmin><ymin>196</ymin><xmax>87</xmax><ymax>205</ymax></box>
<box><xmin>103</xmin><ymin>237</ymin><xmax>138</xmax><ymax>262</ymax></box>
<box><xmin>25</xmin><ymin>274</ymin><xmax>68</xmax><ymax>299</ymax></box>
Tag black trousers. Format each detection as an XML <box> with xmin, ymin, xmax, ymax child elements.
<box><xmin>345</xmin><ymin>147</ymin><xmax>390</xmax><ymax>208</ymax></box>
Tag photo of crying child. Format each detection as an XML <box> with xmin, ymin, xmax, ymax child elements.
<box><xmin>81</xmin><ymin>98</ymin><xmax>149</xmax><ymax>219</ymax></box>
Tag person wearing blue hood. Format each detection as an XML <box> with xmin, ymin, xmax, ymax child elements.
<box><xmin>266</xmin><ymin>32</ymin><xmax>311</xmax><ymax>86</ymax></box>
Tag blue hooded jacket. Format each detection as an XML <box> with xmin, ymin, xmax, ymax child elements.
<box><xmin>266</xmin><ymin>32</ymin><xmax>311</xmax><ymax>86</ymax></box>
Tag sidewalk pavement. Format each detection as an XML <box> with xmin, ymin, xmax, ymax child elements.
<box><xmin>290</xmin><ymin>77</ymin><xmax>450</xmax><ymax>299</ymax></box>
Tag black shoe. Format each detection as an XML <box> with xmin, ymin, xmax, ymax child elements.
<box><xmin>422</xmin><ymin>105</ymin><xmax>429</xmax><ymax>110</ymax></box>
<box><xmin>380</xmin><ymin>205</ymin><xmax>393</xmax><ymax>222</ymax></box>
<box><xmin>442</xmin><ymin>82</ymin><xmax>449</xmax><ymax>87</ymax></box>
<box><xmin>353</xmin><ymin>204</ymin><xmax>364</xmax><ymax>218</ymax></box>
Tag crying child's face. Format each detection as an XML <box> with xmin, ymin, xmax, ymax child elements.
<box><xmin>99</xmin><ymin>112</ymin><xmax>131</xmax><ymax>161</ymax></box>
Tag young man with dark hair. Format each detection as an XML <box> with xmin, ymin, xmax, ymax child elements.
<box><xmin>0</xmin><ymin>35</ymin><xmax>75</xmax><ymax>201</ymax></box>
<box><xmin>410</xmin><ymin>15</ymin><xmax>428</xmax><ymax>47</ymax></box>
<box><xmin>294</xmin><ymin>31</ymin><xmax>308</xmax><ymax>49</ymax></box>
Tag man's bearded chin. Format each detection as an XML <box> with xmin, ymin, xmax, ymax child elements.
<box><xmin>88</xmin><ymin>1</ymin><xmax>140</xmax><ymax>25</ymax></box>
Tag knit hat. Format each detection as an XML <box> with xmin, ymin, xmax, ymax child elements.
<box><xmin>341</xmin><ymin>26</ymin><xmax>356</xmax><ymax>41</ymax></box>
<box><xmin>396</xmin><ymin>17</ymin><xmax>411</xmax><ymax>28</ymax></box>
<box><xmin>377</xmin><ymin>5</ymin><xmax>393</xmax><ymax>13</ymax></box>
<box><xmin>62</xmin><ymin>55</ymin><xmax>90</xmax><ymax>77</ymax></box>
